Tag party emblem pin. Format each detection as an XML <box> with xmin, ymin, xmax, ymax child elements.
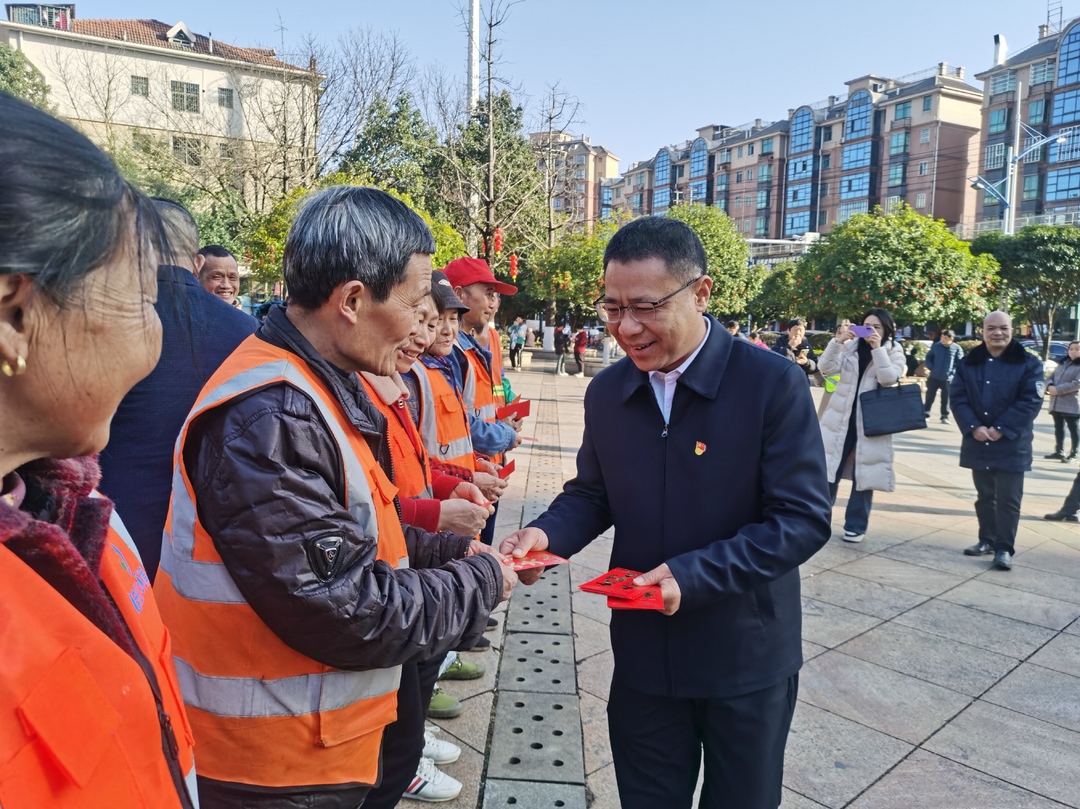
<box><xmin>694</xmin><ymin>441</ymin><xmax>706</xmax><ymax>456</ymax></box>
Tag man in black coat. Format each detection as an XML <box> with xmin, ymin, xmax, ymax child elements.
<box><xmin>501</xmin><ymin>217</ymin><xmax>832</xmax><ymax>809</ymax></box>
<box><xmin>950</xmin><ymin>310</ymin><xmax>1044</xmax><ymax>570</ymax></box>
<box><xmin>772</xmin><ymin>317</ymin><xmax>819</xmax><ymax>382</ymax></box>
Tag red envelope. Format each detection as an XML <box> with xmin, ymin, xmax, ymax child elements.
<box><xmin>578</xmin><ymin>568</ymin><xmax>656</xmax><ymax>601</ymax></box>
<box><xmin>496</xmin><ymin>399</ymin><xmax>531</xmax><ymax>421</ymax></box>
<box><xmin>508</xmin><ymin>550</ymin><xmax>568</xmax><ymax>572</ymax></box>
<box><xmin>497</xmin><ymin>459</ymin><xmax>516</xmax><ymax>479</ymax></box>
<box><xmin>608</xmin><ymin>591</ymin><xmax>664</xmax><ymax>610</ymax></box>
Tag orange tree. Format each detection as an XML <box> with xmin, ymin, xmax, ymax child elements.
<box><xmin>524</xmin><ymin>223</ymin><xmax>611</xmax><ymax>326</ymax></box>
<box><xmin>796</xmin><ymin>204</ymin><xmax>996</xmax><ymax>323</ymax></box>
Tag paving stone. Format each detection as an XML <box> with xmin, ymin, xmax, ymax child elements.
<box><xmin>481</xmin><ymin>780</ymin><xmax>587</xmax><ymax>809</ymax></box>
<box><xmin>881</xmin><ymin>534</ymin><xmax>994</xmax><ymax>577</ymax></box>
<box><xmin>805</xmin><ymin>539</ymin><xmax>870</xmax><ymax>570</ymax></box>
<box><xmin>1029</xmin><ymin>633</ymin><xmax>1080</xmax><ymax>677</ymax></box>
<box><xmin>832</xmin><ymin>554</ymin><xmax>969</xmax><ymax>597</ymax></box>
<box><xmin>803</xmin><ymin>640</ymin><xmax>828</xmax><ymax>662</ymax></box>
<box><xmin>567</xmin><ymin>543</ymin><xmax>612</xmax><ymax>574</ymax></box>
<box><xmin>487</xmin><ymin>692</ymin><xmax>584</xmax><ymax>784</ymax></box>
<box><xmin>975</xmin><ymin>563</ymin><xmax>1080</xmax><ymax>606</ymax></box>
<box><xmin>570</xmin><ymin>589</ymin><xmax>611</xmax><ymax>626</ymax></box>
<box><xmin>1012</xmin><ymin>541</ymin><xmax>1080</xmax><ymax>581</ymax></box>
<box><xmin>431</xmin><ymin>730</ymin><xmax>485</xmax><ymax>809</ymax></box>
<box><xmin>500</xmin><ymin>633</ymin><xmax>576</xmax><ymax>694</ymax></box>
<box><xmin>925</xmin><ymin>701</ymin><xmax>1080</xmax><ymax>807</ymax></box>
<box><xmin>578</xmin><ymin>689</ymin><xmax>612</xmax><ymax>775</ymax></box>
<box><xmin>572</xmin><ymin>613</ymin><xmax>610</xmax><ymax>663</ymax></box>
<box><xmin>893</xmin><ymin>599</ymin><xmax>1057</xmax><ymax>659</ymax></box>
<box><xmin>781</xmin><ymin>788</ymin><xmax>829</xmax><ymax>808</ymax></box>
<box><xmin>838</xmin><ymin>621</ymin><xmax>1019</xmax><ymax>697</ymax></box>
<box><xmin>850</xmin><ymin>749</ymin><xmax>1070</xmax><ymax>809</ymax></box>
<box><xmin>801</xmin><ymin>563</ymin><xmax>825</xmax><ymax>579</ymax></box>
<box><xmin>800</xmin><ymin>570</ymin><xmax>929</xmax><ymax>620</ymax></box>
<box><xmin>585</xmin><ymin>762</ymin><xmax>620</xmax><ymax>809</ymax></box>
<box><xmin>576</xmin><ymin>649</ymin><xmax>613</xmax><ymax>701</ymax></box>
<box><xmin>800</xmin><ymin>651</ymin><xmax>971</xmax><ymax>744</ymax></box>
<box><xmin>938</xmin><ymin>579</ymin><xmax>1080</xmax><ymax>630</ymax></box>
<box><xmin>430</xmin><ymin>691</ymin><xmax>494</xmax><ymax>756</ymax></box>
<box><xmin>784</xmin><ymin>703</ymin><xmax>913</xmax><ymax>809</ymax></box>
<box><xmin>983</xmin><ymin>663</ymin><xmax>1080</xmax><ymax>733</ymax></box>
<box><xmin>442</xmin><ymin>642</ymin><xmax>502</xmax><ymax>702</ymax></box>
<box><xmin>506</xmin><ymin>565</ymin><xmax>573</xmax><ymax>636</ymax></box>
<box><xmin>801</xmin><ymin>597</ymin><xmax>882</xmax><ymax>648</ymax></box>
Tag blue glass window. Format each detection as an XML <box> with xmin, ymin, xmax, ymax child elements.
<box><xmin>1031</xmin><ymin>99</ymin><xmax>1047</xmax><ymax>125</ymax></box>
<box><xmin>846</xmin><ymin>92</ymin><xmax>872</xmax><ymax>138</ymax></box>
<box><xmin>1059</xmin><ymin>23</ymin><xmax>1080</xmax><ymax>86</ymax></box>
<box><xmin>790</xmin><ymin>108</ymin><xmax>814</xmax><ymax>155</ymax></box>
<box><xmin>717</xmin><ymin>198</ymin><xmax>727</xmax><ymax>212</ymax></box>
<box><xmin>717</xmin><ymin>174</ymin><xmax>729</xmax><ymax>191</ymax></box>
<box><xmin>1047</xmin><ymin>166</ymin><xmax>1080</xmax><ymax>200</ymax></box>
<box><xmin>785</xmin><ymin>211</ymin><xmax>811</xmax><ymax>236</ymax></box>
<box><xmin>787</xmin><ymin>183</ymin><xmax>811</xmax><ymax>208</ymax></box>
<box><xmin>1053</xmin><ymin>89</ymin><xmax>1080</xmax><ymax>125</ymax></box>
<box><xmin>840</xmin><ymin>172</ymin><xmax>871</xmax><ymax>199</ymax></box>
<box><xmin>758</xmin><ymin>164</ymin><xmax>772</xmax><ymax>182</ymax></box>
<box><xmin>690</xmin><ymin>140</ymin><xmax>707</xmax><ymax>178</ymax></box>
<box><xmin>761</xmin><ymin>137</ymin><xmax>774</xmax><ymax>153</ymax></box>
<box><xmin>756</xmin><ymin>190</ymin><xmax>769</xmax><ymax>209</ymax></box>
<box><xmin>654</xmin><ymin>151</ymin><xmax>670</xmax><ymax>186</ymax></box>
<box><xmin>895</xmin><ymin>101</ymin><xmax>912</xmax><ymax>120</ymax></box>
<box><xmin>755</xmin><ymin>216</ymin><xmax>769</xmax><ymax>236</ymax></box>
<box><xmin>787</xmin><ymin>157</ymin><xmax>813</xmax><ymax>181</ymax></box>
<box><xmin>689</xmin><ymin>179</ymin><xmax>707</xmax><ymax>203</ymax></box>
<box><xmin>653</xmin><ymin>187</ymin><xmax>670</xmax><ymax>211</ymax></box>
<box><xmin>842</xmin><ymin>142</ymin><xmax>872</xmax><ymax>170</ymax></box>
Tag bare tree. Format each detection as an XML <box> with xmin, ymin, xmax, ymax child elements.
<box><xmin>532</xmin><ymin>83</ymin><xmax>584</xmax><ymax>248</ymax></box>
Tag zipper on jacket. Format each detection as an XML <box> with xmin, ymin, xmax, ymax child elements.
<box><xmin>661</xmin><ymin>423</ymin><xmax>668</xmax><ymax>438</ymax></box>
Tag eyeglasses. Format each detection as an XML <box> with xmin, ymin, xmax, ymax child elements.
<box><xmin>594</xmin><ymin>275</ymin><xmax>704</xmax><ymax>324</ymax></box>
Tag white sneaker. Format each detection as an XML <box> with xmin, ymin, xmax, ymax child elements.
<box><xmin>423</xmin><ymin>727</ymin><xmax>461</xmax><ymax>764</ymax></box>
<box><xmin>403</xmin><ymin>756</ymin><xmax>462</xmax><ymax>802</ymax></box>
<box><xmin>843</xmin><ymin>531</ymin><xmax>865</xmax><ymax>543</ymax></box>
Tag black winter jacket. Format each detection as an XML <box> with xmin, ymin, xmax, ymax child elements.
<box><xmin>771</xmin><ymin>333</ymin><xmax>819</xmax><ymax>378</ymax></box>
<box><xmin>182</xmin><ymin>307</ymin><xmax>502</xmax><ymax>808</ymax></box>
<box><xmin>950</xmin><ymin>340</ymin><xmax>1044</xmax><ymax>471</ymax></box>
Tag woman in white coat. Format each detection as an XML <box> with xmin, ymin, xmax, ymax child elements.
<box><xmin>818</xmin><ymin>308</ymin><xmax>907</xmax><ymax>541</ymax></box>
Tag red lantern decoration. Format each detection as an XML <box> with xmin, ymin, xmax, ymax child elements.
<box><xmin>509</xmin><ymin>253</ymin><xmax>518</xmax><ymax>281</ymax></box>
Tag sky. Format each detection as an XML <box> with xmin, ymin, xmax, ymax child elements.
<box><xmin>80</xmin><ymin>0</ymin><xmax>1076</xmax><ymax>170</ymax></box>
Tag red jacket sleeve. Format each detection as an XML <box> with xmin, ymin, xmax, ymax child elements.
<box><xmin>399</xmin><ymin>496</ymin><xmax>441</xmax><ymax>533</ymax></box>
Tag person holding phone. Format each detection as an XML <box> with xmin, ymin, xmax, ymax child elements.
<box><xmin>817</xmin><ymin>309</ymin><xmax>907</xmax><ymax>542</ymax></box>
<box><xmin>771</xmin><ymin>317</ymin><xmax>819</xmax><ymax>383</ymax></box>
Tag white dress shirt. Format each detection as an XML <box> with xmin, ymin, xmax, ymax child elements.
<box><xmin>648</xmin><ymin>317</ymin><xmax>712</xmax><ymax>424</ymax></box>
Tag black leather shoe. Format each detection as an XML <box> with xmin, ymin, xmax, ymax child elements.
<box><xmin>1044</xmin><ymin>510</ymin><xmax>1079</xmax><ymax>522</ymax></box>
<box><xmin>993</xmin><ymin>550</ymin><xmax>1013</xmax><ymax>570</ymax></box>
<box><xmin>485</xmin><ymin>616</ymin><xmax>499</xmax><ymax>632</ymax></box>
<box><xmin>1046</xmin><ymin>451</ymin><xmax>1065</xmax><ymax>460</ymax></box>
<box><xmin>469</xmin><ymin>635</ymin><xmax>492</xmax><ymax>651</ymax></box>
<box><xmin>963</xmin><ymin>541</ymin><xmax>994</xmax><ymax>556</ymax></box>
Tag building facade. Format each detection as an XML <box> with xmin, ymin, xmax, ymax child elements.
<box><xmin>531</xmin><ymin>131</ymin><xmax>619</xmax><ymax>230</ymax></box>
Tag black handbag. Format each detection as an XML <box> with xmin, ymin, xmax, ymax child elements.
<box><xmin>859</xmin><ymin>384</ymin><xmax>927</xmax><ymax>437</ymax></box>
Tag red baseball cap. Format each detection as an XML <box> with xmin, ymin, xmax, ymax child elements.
<box><xmin>442</xmin><ymin>256</ymin><xmax>517</xmax><ymax>296</ymax></box>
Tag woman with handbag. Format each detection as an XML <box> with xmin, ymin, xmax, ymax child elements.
<box><xmin>818</xmin><ymin>308</ymin><xmax>907</xmax><ymax>542</ymax></box>
<box><xmin>1044</xmin><ymin>341</ymin><xmax>1080</xmax><ymax>462</ymax></box>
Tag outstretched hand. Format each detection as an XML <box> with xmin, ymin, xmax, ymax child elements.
<box><xmin>499</xmin><ymin>527</ymin><xmax>549</xmax><ymax>584</ymax></box>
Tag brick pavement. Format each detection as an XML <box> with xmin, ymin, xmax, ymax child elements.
<box><xmin>428</xmin><ymin>354</ymin><xmax>1080</xmax><ymax>809</ymax></box>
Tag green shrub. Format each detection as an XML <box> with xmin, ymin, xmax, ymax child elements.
<box><xmin>904</xmin><ymin>340</ymin><xmax>929</xmax><ymax>361</ymax></box>
<box><xmin>807</xmin><ymin>332</ymin><xmax>834</xmax><ymax>351</ymax></box>
<box><xmin>957</xmin><ymin>340</ymin><xmax>981</xmax><ymax>354</ymax></box>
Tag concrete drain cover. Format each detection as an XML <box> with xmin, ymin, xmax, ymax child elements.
<box><xmin>487</xmin><ymin>691</ymin><xmax>584</xmax><ymax>783</ymax></box>
<box><xmin>506</xmin><ymin>565</ymin><xmax>571</xmax><ymax>635</ymax></box>
<box><xmin>482</xmin><ymin>779</ymin><xmax>587</xmax><ymax>809</ymax></box>
<box><xmin>499</xmin><ymin>633</ymin><xmax>576</xmax><ymax>694</ymax></box>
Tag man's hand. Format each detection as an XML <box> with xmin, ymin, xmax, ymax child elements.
<box><xmin>499</xmin><ymin>527</ymin><xmax>549</xmax><ymax>585</ymax></box>
<box><xmin>795</xmin><ymin>354</ymin><xmax>808</xmax><ymax>365</ymax></box>
<box><xmin>987</xmin><ymin>426</ymin><xmax>1003</xmax><ymax>442</ymax></box>
<box><xmin>474</xmin><ymin>472</ymin><xmax>508</xmax><ymax>501</ymax></box>
<box><xmin>477</xmin><ymin>458</ymin><xmax>500</xmax><ymax>476</ymax></box>
<box><xmin>437</xmin><ymin>499</ymin><xmax>493</xmax><ymax>535</ymax></box>
<box><xmin>475</xmin><ymin>547</ymin><xmax>517</xmax><ymax>602</ymax></box>
<box><xmin>972</xmin><ymin>425</ymin><xmax>993</xmax><ymax>442</ymax></box>
<box><xmin>633</xmin><ymin>563</ymin><xmax>682</xmax><ymax>616</ymax></box>
<box><xmin>450</xmin><ymin>481</ymin><xmax>487</xmax><ymax>505</ymax></box>
<box><xmin>466</xmin><ymin>539</ymin><xmax>488</xmax><ymax>556</ymax></box>
<box><xmin>502</xmin><ymin>414</ymin><xmax>524</xmax><ymax>433</ymax></box>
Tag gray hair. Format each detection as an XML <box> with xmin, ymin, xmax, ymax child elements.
<box><xmin>153</xmin><ymin>198</ymin><xmax>198</xmax><ymax>272</ymax></box>
<box><xmin>284</xmin><ymin>186</ymin><xmax>436</xmax><ymax>308</ymax></box>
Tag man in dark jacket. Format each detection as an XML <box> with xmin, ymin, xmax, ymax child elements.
<box><xmin>923</xmin><ymin>329</ymin><xmax>964</xmax><ymax>424</ymax></box>
<box><xmin>772</xmin><ymin>317</ymin><xmax>818</xmax><ymax>382</ymax></box>
<box><xmin>99</xmin><ymin>199</ymin><xmax>257</xmax><ymax>579</ymax></box>
<box><xmin>951</xmin><ymin>311</ymin><xmax>1043</xmax><ymax>570</ymax></box>
<box><xmin>500</xmin><ymin>217</ymin><xmax>832</xmax><ymax>809</ymax></box>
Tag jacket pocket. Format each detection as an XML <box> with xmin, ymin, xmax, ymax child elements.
<box><xmin>437</xmin><ymin>392</ymin><xmax>462</xmax><ymax>416</ymax></box>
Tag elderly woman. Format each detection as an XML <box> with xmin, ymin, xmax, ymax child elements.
<box><xmin>1045</xmin><ymin>341</ymin><xmax>1080</xmax><ymax>462</ymax></box>
<box><xmin>818</xmin><ymin>308</ymin><xmax>907</xmax><ymax>542</ymax></box>
<box><xmin>0</xmin><ymin>93</ymin><xmax>196</xmax><ymax>805</ymax></box>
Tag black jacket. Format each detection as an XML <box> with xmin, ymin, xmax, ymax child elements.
<box><xmin>950</xmin><ymin>340</ymin><xmax>1044</xmax><ymax>471</ymax></box>
<box><xmin>771</xmin><ymin>333</ymin><xmax>819</xmax><ymax>378</ymax></box>
<box><xmin>531</xmin><ymin>315</ymin><xmax>832</xmax><ymax>699</ymax></box>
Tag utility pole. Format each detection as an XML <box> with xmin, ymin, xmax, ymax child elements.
<box><xmin>466</xmin><ymin>0</ymin><xmax>481</xmax><ymax>256</ymax></box>
<box><xmin>1004</xmin><ymin>79</ymin><xmax>1024</xmax><ymax>235</ymax></box>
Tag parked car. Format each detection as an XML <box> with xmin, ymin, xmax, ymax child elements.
<box><xmin>1020</xmin><ymin>340</ymin><xmax>1071</xmax><ymax>363</ymax></box>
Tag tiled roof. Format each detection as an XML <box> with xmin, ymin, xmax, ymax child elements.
<box><xmin>66</xmin><ymin>18</ymin><xmax>304</xmax><ymax>71</ymax></box>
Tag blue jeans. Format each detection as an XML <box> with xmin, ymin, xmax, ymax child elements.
<box><xmin>829</xmin><ymin>474</ymin><xmax>873</xmax><ymax>534</ymax></box>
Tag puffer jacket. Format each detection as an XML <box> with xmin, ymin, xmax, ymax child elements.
<box><xmin>950</xmin><ymin>340</ymin><xmax>1044</xmax><ymax>471</ymax></box>
<box><xmin>1048</xmin><ymin>357</ymin><xmax>1080</xmax><ymax>415</ymax></box>
<box><xmin>818</xmin><ymin>337</ymin><xmax>907</xmax><ymax>492</ymax></box>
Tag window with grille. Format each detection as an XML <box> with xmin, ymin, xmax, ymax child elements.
<box><xmin>218</xmin><ymin>88</ymin><xmax>234</xmax><ymax>109</ymax></box>
<box><xmin>171</xmin><ymin>81</ymin><xmax>200</xmax><ymax>113</ymax></box>
<box><xmin>131</xmin><ymin>76</ymin><xmax>148</xmax><ymax>97</ymax></box>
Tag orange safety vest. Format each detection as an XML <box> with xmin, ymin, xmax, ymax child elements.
<box><xmin>155</xmin><ymin>335</ymin><xmax>408</xmax><ymax>791</ymax></box>
<box><xmin>413</xmin><ymin>361</ymin><xmax>476</xmax><ymax>471</ymax></box>
<box><xmin>488</xmin><ymin>325</ymin><xmax>507</xmax><ymax>407</ymax></box>
<box><xmin>0</xmin><ymin>505</ymin><xmax>197</xmax><ymax>809</ymax></box>
<box><xmin>359</xmin><ymin>375</ymin><xmax>433</xmax><ymax>500</ymax></box>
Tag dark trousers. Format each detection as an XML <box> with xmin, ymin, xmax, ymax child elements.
<box><xmin>972</xmin><ymin>469</ymin><xmax>1025</xmax><ymax>553</ymax></box>
<box><xmin>829</xmin><ymin>476</ymin><xmax>873</xmax><ymax>535</ymax></box>
<box><xmin>364</xmin><ymin>655</ymin><xmax>445</xmax><ymax>809</ymax></box>
<box><xmin>574</xmin><ymin>350</ymin><xmax>585</xmax><ymax>374</ymax></box>
<box><xmin>479</xmin><ymin>499</ymin><xmax>500</xmax><ymax>545</ymax></box>
<box><xmin>197</xmin><ymin>778</ymin><xmax>370</xmax><ymax>809</ymax></box>
<box><xmin>924</xmin><ymin>377</ymin><xmax>950</xmax><ymax>417</ymax></box>
<box><xmin>1051</xmin><ymin>412</ymin><xmax>1079</xmax><ymax>453</ymax></box>
<box><xmin>1062</xmin><ymin>470</ymin><xmax>1080</xmax><ymax>514</ymax></box>
<box><xmin>607</xmin><ymin>675</ymin><xmax>798</xmax><ymax>809</ymax></box>
<box><xmin>509</xmin><ymin>344</ymin><xmax>522</xmax><ymax>369</ymax></box>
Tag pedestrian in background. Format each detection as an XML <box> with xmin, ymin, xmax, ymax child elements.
<box><xmin>508</xmin><ymin>316</ymin><xmax>527</xmax><ymax>369</ymax></box>
<box><xmin>725</xmin><ymin>319</ymin><xmax>740</xmax><ymax>337</ymax></box>
<box><xmin>1044</xmin><ymin>341</ymin><xmax>1080</xmax><ymax>461</ymax></box>
<box><xmin>554</xmin><ymin>326</ymin><xmax>569</xmax><ymax>375</ymax></box>
<box><xmin>748</xmin><ymin>330</ymin><xmax>767</xmax><ymax>348</ymax></box>
<box><xmin>194</xmin><ymin>244</ymin><xmax>245</xmax><ymax>310</ymax></box>
<box><xmin>817</xmin><ymin>308</ymin><xmax>906</xmax><ymax>542</ymax></box>
<box><xmin>924</xmin><ymin>329</ymin><xmax>963</xmax><ymax>424</ymax></box>
<box><xmin>573</xmin><ymin>325</ymin><xmax>588</xmax><ymax>376</ymax></box>
<box><xmin>952</xmin><ymin>311</ymin><xmax>1043</xmax><ymax>571</ymax></box>
<box><xmin>772</xmin><ymin>317</ymin><xmax>819</xmax><ymax>383</ymax></box>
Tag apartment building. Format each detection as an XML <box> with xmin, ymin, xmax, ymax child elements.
<box><xmin>972</xmin><ymin>17</ymin><xmax>1080</xmax><ymax>233</ymax></box>
<box><xmin>531</xmin><ymin>131</ymin><xmax>619</xmax><ymax>230</ymax></box>
<box><xmin>2</xmin><ymin>3</ymin><xmax>319</xmax><ymax>203</ymax></box>
<box><xmin>712</xmin><ymin>120</ymin><xmax>789</xmax><ymax>237</ymax></box>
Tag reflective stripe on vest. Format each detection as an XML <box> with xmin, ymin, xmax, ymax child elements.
<box><xmin>155</xmin><ymin>337</ymin><xmax>407</xmax><ymax>789</ymax></box>
<box><xmin>413</xmin><ymin>361</ymin><xmax>476</xmax><ymax>468</ymax></box>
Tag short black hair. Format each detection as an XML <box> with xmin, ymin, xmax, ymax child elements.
<box><xmin>284</xmin><ymin>186</ymin><xmax>436</xmax><ymax>309</ymax></box>
<box><xmin>725</xmin><ymin>320</ymin><xmax>739</xmax><ymax>330</ymax></box>
<box><xmin>197</xmin><ymin>244</ymin><xmax>235</xmax><ymax>260</ymax></box>
<box><xmin>603</xmin><ymin>217</ymin><xmax>706</xmax><ymax>283</ymax></box>
<box><xmin>787</xmin><ymin>317</ymin><xmax>806</xmax><ymax>329</ymax></box>
<box><xmin>861</xmin><ymin>308</ymin><xmax>896</xmax><ymax>342</ymax></box>
<box><xmin>940</xmin><ymin>329</ymin><xmax>955</xmax><ymax>338</ymax></box>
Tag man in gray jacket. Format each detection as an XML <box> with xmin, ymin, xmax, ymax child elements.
<box><xmin>924</xmin><ymin>329</ymin><xmax>963</xmax><ymax>424</ymax></box>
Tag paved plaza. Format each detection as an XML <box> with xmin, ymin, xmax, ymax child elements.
<box><xmin>427</xmin><ymin>353</ymin><xmax>1080</xmax><ymax>809</ymax></box>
